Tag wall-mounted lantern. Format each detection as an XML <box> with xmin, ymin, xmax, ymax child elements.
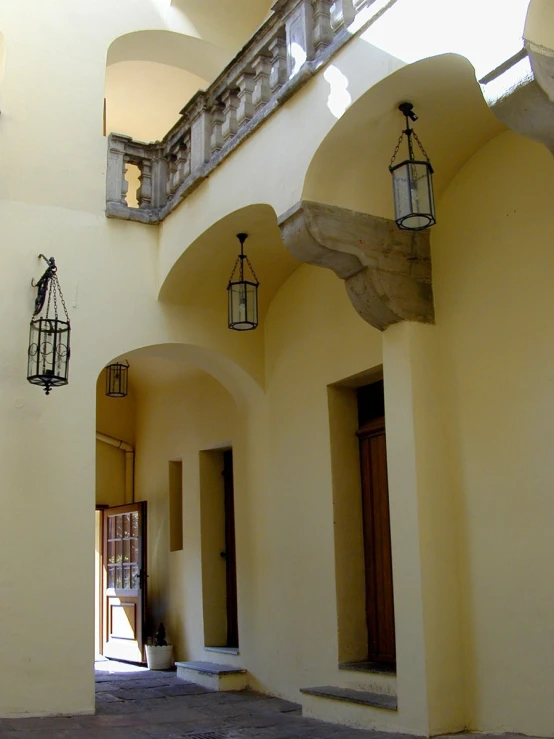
<box><xmin>227</xmin><ymin>233</ymin><xmax>259</xmax><ymax>331</ymax></box>
<box><xmin>105</xmin><ymin>361</ymin><xmax>129</xmax><ymax>398</ymax></box>
<box><xmin>389</xmin><ymin>102</ymin><xmax>436</xmax><ymax>231</ymax></box>
<box><xmin>27</xmin><ymin>255</ymin><xmax>71</xmax><ymax>395</ymax></box>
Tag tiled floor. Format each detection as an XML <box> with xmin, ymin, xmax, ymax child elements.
<box><xmin>0</xmin><ymin>662</ymin><xmax>537</xmax><ymax>739</ymax></box>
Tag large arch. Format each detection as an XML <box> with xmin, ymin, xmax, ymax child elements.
<box><xmin>303</xmin><ymin>54</ymin><xmax>503</xmax><ymax>217</ymax></box>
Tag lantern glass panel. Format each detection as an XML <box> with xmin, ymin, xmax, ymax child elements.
<box><xmin>228</xmin><ymin>281</ymin><xmax>258</xmax><ymax>330</ymax></box>
<box><xmin>27</xmin><ymin>317</ymin><xmax>70</xmax><ymax>390</ymax></box>
<box><xmin>391</xmin><ymin>159</ymin><xmax>435</xmax><ymax>231</ymax></box>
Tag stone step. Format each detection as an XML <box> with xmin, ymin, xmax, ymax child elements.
<box><xmin>175</xmin><ymin>661</ymin><xmax>247</xmax><ymax>692</ymax></box>
<box><xmin>300</xmin><ymin>685</ymin><xmax>398</xmax><ymax>711</ymax></box>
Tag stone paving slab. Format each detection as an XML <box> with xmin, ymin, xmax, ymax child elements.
<box><xmin>0</xmin><ymin>663</ymin><xmax>542</xmax><ymax>739</ymax></box>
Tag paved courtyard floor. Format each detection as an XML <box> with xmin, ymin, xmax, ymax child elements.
<box><xmin>0</xmin><ymin>661</ymin><xmax>537</xmax><ymax>739</ymax></box>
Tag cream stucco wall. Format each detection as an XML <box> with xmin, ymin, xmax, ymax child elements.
<box><xmin>430</xmin><ymin>130</ymin><xmax>554</xmax><ymax>737</ymax></box>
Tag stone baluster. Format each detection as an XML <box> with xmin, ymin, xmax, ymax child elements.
<box><xmin>353</xmin><ymin>0</ymin><xmax>372</xmax><ymax>11</ymax></box>
<box><xmin>167</xmin><ymin>155</ymin><xmax>178</xmax><ymax>197</ymax></box>
<box><xmin>190</xmin><ymin>102</ymin><xmax>213</xmax><ymax>173</ymax></box>
<box><xmin>236</xmin><ymin>73</ymin><xmax>256</xmax><ymax>126</ymax></box>
<box><xmin>312</xmin><ymin>0</ymin><xmax>333</xmax><ymax>50</ymax></box>
<box><xmin>150</xmin><ymin>153</ymin><xmax>168</xmax><ymax>208</ymax></box>
<box><xmin>175</xmin><ymin>142</ymin><xmax>190</xmax><ymax>187</ymax></box>
<box><xmin>210</xmin><ymin>100</ymin><xmax>226</xmax><ymax>152</ymax></box>
<box><xmin>269</xmin><ymin>35</ymin><xmax>288</xmax><ymax>92</ymax></box>
<box><xmin>281</xmin><ymin>0</ymin><xmax>314</xmax><ymax>77</ymax></box>
<box><xmin>252</xmin><ymin>55</ymin><xmax>272</xmax><ymax>112</ymax></box>
<box><xmin>106</xmin><ymin>134</ymin><xmax>131</xmax><ymax>207</ymax></box>
<box><xmin>137</xmin><ymin>158</ymin><xmax>152</xmax><ymax>208</ymax></box>
<box><xmin>121</xmin><ymin>157</ymin><xmax>130</xmax><ymax>205</ymax></box>
<box><xmin>330</xmin><ymin>0</ymin><xmax>355</xmax><ymax>31</ymax></box>
<box><xmin>222</xmin><ymin>89</ymin><xmax>240</xmax><ymax>142</ymax></box>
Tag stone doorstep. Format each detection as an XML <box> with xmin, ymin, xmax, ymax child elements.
<box><xmin>300</xmin><ymin>686</ymin><xmax>398</xmax><ymax>711</ymax></box>
<box><xmin>176</xmin><ymin>661</ymin><xmax>248</xmax><ymax>692</ymax></box>
<box><xmin>339</xmin><ymin>661</ymin><xmax>396</xmax><ymax>676</ymax></box>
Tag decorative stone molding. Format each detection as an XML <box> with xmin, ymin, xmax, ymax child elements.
<box><xmin>277</xmin><ymin>200</ymin><xmax>434</xmax><ymax>330</ymax></box>
<box><xmin>105</xmin><ymin>0</ymin><xmax>391</xmax><ymax>224</ymax></box>
<box><xmin>481</xmin><ymin>45</ymin><xmax>554</xmax><ymax>153</ymax></box>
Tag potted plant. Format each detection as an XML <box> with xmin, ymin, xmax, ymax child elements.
<box><xmin>145</xmin><ymin>623</ymin><xmax>174</xmax><ymax>670</ymax></box>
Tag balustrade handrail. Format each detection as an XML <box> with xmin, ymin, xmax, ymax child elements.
<box><xmin>106</xmin><ymin>0</ymin><xmax>390</xmax><ymax>224</ymax></box>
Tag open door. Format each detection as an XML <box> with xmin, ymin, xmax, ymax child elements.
<box><xmin>103</xmin><ymin>502</ymin><xmax>147</xmax><ymax>662</ymax></box>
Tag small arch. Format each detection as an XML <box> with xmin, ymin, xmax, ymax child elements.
<box><xmin>104</xmin><ymin>31</ymin><xmax>229</xmax><ymax>142</ymax></box>
<box><xmin>97</xmin><ymin>342</ymin><xmax>263</xmax><ymax>413</ymax></box>
<box><xmin>159</xmin><ymin>203</ymin><xmax>299</xmax><ymax>326</ymax></box>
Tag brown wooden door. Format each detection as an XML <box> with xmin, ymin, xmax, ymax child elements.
<box><xmin>103</xmin><ymin>502</ymin><xmax>147</xmax><ymax>663</ymax></box>
<box><xmin>223</xmin><ymin>451</ymin><xmax>239</xmax><ymax>648</ymax></box>
<box><xmin>358</xmin><ymin>420</ymin><xmax>396</xmax><ymax>664</ymax></box>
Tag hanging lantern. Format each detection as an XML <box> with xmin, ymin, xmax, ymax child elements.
<box><xmin>389</xmin><ymin>102</ymin><xmax>436</xmax><ymax>231</ymax></box>
<box><xmin>105</xmin><ymin>361</ymin><xmax>129</xmax><ymax>398</ymax></box>
<box><xmin>27</xmin><ymin>255</ymin><xmax>71</xmax><ymax>395</ymax></box>
<box><xmin>227</xmin><ymin>233</ymin><xmax>259</xmax><ymax>331</ymax></box>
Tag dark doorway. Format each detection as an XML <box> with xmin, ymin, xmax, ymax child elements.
<box><xmin>222</xmin><ymin>450</ymin><xmax>239</xmax><ymax>648</ymax></box>
<box><xmin>357</xmin><ymin>381</ymin><xmax>396</xmax><ymax>665</ymax></box>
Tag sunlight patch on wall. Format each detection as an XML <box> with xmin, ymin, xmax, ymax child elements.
<box><xmin>324</xmin><ymin>65</ymin><xmax>352</xmax><ymax>120</ymax></box>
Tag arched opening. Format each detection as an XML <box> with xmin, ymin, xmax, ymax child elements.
<box><xmin>105</xmin><ymin>30</ymin><xmax>231</xmax><ymax>206</ymax></box>
<box><xmin>303</xmin><ymin>54</ymin><xmax>504</xmax><ymax>219</ymax></box>
<box><xmin>94</xmin><ymin>341</ymin><xmax>262</xmax><ymax>674</ymax></box>
<box><xmin>159</xmin><ymin>203</ymin><xmax>299</xmax><ymax>330</ymax></box>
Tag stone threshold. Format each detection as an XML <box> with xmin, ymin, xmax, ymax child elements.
<box><xmin>339</xmin><ymin>660</ymin><xmax>396</xmax><ymax>676</ymax></box>
<box><xmin>176</xmin><ymin>661</ymin><xmax>246</xmax><ymax>675</ymax></box>
<box><xmin>300</xmin><ymin>686</ymin><xmax>398</xmax><ymax>711</ymax></box>
<box><xmin>205</xmin><ymin>646</ymin><xmax>240</xmax><ymax>656</ymax></box>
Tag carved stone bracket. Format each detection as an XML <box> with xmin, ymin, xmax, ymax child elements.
<box><xmin>481</xmin><ymin>45</ymin><xmax>554</xmax><ymax>154</ymax></box>
<box><xmin>277</xmin><ymin>200</ymin><xmax>434</xmax><ymax>330</ymax></box>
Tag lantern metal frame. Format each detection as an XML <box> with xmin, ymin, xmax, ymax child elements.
<box><xmin>27</xmin><ymin>255</ymin><xmax>71</xmax><ymax>395</ymax></box>
<box><xmin>105</xmin><ymin>360</ymin><xmax>130</xmax><ymax>398</ymax></box>
<box><xmin>389</xmin><ymin>102</ymin><xmax>436</xmax><ymax>231</ymax></box>
<box><xmin>227</xmin><ymin>233</ymin><xmax>260</xmax><ymax>331</ymax></box>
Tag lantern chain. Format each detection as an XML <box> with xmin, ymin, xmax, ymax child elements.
<box><xmin>389</xmin><ymin>128</ymin><xmax>431</xmax><ymax>166</ymax></box>
<box><xmin>411</xmin><ymin>128</ymin><xmax>431</xmax><ymax>163</ymax></box>
<box><xmin>228</xmin><ymin>254</ymin><xmax>259</xmax><ymax>285</ymax></box>
<box><xmin>389</xmin><ymin>131</ymin><xmax>405</xmax><ymax>167</ymax></box>
<box><xmin>52</xmin><ymin>274</ymin><xmax>71</xmax><ymax>323</ymax></box>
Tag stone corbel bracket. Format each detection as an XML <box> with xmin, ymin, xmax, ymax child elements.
<box><xmin>480</xmin><ymin>44</ymin><xmax>554</xmax><ymax>153</ymax></box>
<box><xmin>277</xmin><ymin>200</ymin><xmax>434</xmax><ymax>331</ymax></box>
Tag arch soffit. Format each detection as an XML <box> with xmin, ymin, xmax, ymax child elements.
<box><xmin>159</xmin><ymin>203</ymin><xmax>298</xmax><ymax>320</ymax></box>
<box><xmin>106</xmin><ymin>30</ymin><xmax>230</xmax><ymax>82</ymax></box>
<box><xmin>99</xmin><ymin>342</ymin><xmax>264</xmax><ymax>410</ymax></box>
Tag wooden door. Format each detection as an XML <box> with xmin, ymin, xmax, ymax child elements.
<box><xmin>358</xmin><ymin>419</ymin><xmax>396</xmax><ymax>664</ymax></box>
<box><xmin>103</xmin><ymin>502</ymin><xmax>147</xmax><ymax>663</ymax></box>
<box><xmin>223</xmin><ymin>451</ymin><xmax>239</xmax><ymax>648</ymax></box>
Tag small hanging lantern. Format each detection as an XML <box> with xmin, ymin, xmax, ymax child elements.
<box><xmin>389</xmin><ymin>102</ymin><xmax>436</xmax><ymax>231</ymax></box>
<box><xmin>105</xmin><ymin>361</ymin><xmax>130</xmax><ymax>398</ymax></box>
<box><xmin>227</xmin><ymin>233</ymin><xmax>259</xmax><ymax>331</ymax></box>
<box><xmin>27</xmin><ymin>255</ymin><xmax>71</xmax><ymax>395</ymax></box>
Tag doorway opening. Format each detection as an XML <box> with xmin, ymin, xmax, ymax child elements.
<box><xmin>329</xmin><ymin>375</ymin><xmax>396</xmax><ymax>670</ymax></box>
<box><xmin>356</xmin><ymin>380</ymin><xmax>396</xmax><ymax>667</ymax></box>
<box><xmin>200</xmin><ymin>448</ymin><xmax>239</xmax><ymax>650</ymax></box>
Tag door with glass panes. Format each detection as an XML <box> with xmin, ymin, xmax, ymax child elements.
<box><xmin>103</xmin><ymin>503</ymin><xmax>146</xmax><ymax>662</ymax></box>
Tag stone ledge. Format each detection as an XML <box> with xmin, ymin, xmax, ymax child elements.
<box><xmin>300</xmin><ymin>685</ymin><xmax>398</xmax><ymax>711</ymax></box>
<box><xmin>339</xmin><ymin>661</ymin><xmax>396</xmax><ymax>676</ymax></box>
<box><xmin>175</xmin><ymin>661</ymin><xmax>246</xmax><ymax>675</ymax></box>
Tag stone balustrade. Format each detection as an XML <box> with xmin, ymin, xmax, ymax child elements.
<box><xmin>106</xmin><ymin>0</ymin><xmax>385</xmax><ymax>223</ymax></box>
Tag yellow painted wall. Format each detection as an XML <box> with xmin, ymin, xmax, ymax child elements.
<box><xmin>96</xmin><ymin>374</ymin><xmax>136</xmax><ymax>507</ymax></box>
<box><xmin>133</xmin><ymin>370</ymin><xmax>237</xmax><ymax>651</ymax></box>
<box><xmin>431</xmin><ymin>130</ymin><xmax>554</xmax><ymax>737</ymax></box>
